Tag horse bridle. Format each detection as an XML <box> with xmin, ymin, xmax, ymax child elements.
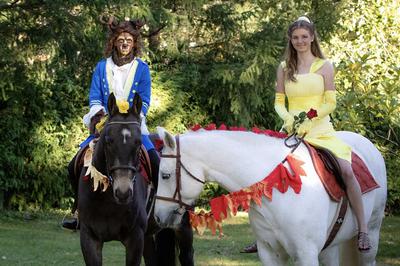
<box><xmin>155</xmin><ymin>135</ymin><xmax>205</xmax><ymax>210</ymax></box>
<box><xmin>104</xmin><ymin>120</ymin><xmax>141</xmax><ymax>185</ymax></box>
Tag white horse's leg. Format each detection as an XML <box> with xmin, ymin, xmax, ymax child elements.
<box><xmin>249</xmin><ymin>207</ymin><xmax>289</xmax><ymax>266</ymax></box>
<box><xmin>257</xmin><ymin>240</ymin><xmax>289</xmax><ymax>266</ymax></box>
<box><xmin>339</xmin><ymin>225</ymin><xmax>380</xmax><ymax>266</ymax></box>
<box><xmin>319</xmin><ymin>246</ymin><xmax>339</xmax><ymax>266</ymax></box>
<box><xmin>356</xmin><ymin>207</ymin><xmax>384</xmax><ymax>266</ymax></box>
<box><xmin>290</xmin><ymin>243</ymin><xmax>320</xmax><ymax>266</ymax></box>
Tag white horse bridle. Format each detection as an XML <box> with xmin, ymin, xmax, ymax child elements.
<box><xmin>155</xmin><ymin>135</ymin><xmax>205</xmax><ymax>210</ymax></box>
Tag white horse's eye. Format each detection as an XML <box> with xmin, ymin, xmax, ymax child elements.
<box><xmin>161</xmin><ymin>173</ymin><xmax>171</xmax><ymax>180</ymax></box>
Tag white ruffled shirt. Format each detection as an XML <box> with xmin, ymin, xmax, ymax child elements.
<box><xmin>107</xmin><ymin>57</ymin><xmax>134</xmax><ymax>100</ymax></box>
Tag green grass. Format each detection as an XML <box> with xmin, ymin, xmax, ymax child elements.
<box><xmin>0</xmin><ymin>210</ymin><xmax>399</xmax><ymax>265</ymax></box>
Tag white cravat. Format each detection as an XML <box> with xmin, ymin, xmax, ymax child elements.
<box><xmin>106</xmin><ymin>57</ymin><xmax>134</xmax><ymax>100</ymax></box>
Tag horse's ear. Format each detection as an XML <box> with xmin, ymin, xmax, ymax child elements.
<box><xmin>129</xmin><ymin>93</ymin><xmax>142</xmax><ymax>116</ymax></box>
<box><xmin>107</xmin><ymin>93</ymin><xmax>118</xmax><ymax>116</ymax></box>
<box><xmin>157</xmin><ymin>126</ymin><xmax>176</xmax><ymax>150</ymax></box>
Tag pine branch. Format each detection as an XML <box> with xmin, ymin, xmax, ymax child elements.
<box><xmin>0</xmin><ymin>0</ymin><xmax>45</xmax><ymax>11</ymax></box>
<box><xmin>0</xmin><ymin>0</ymin><xmax>20</xmax><ymax>11</ymax></box>
<box><xmin>142</xmin><ymin>24</ymin><xmax>166</xmax><ymax>38</ymax></box>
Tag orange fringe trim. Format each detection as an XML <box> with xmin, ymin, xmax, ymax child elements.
<box><xmin>180</xmin><ymin>123</ymin><xmax>301</xmax><ymax>236</ymax></box>
<box><xmin>188</xmin><ymin>151</ymin><xmax>306</xmax><ymax>236</ymax></box>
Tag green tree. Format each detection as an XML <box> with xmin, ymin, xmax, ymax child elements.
<box><xmin>0</xmin><ymin>0</ymin><xmax>398</xmax><ymax>213</ymax></box>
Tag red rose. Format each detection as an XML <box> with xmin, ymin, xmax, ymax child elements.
<box><xmin>306</xmin><ymin>108</ymin><xmax>318</xmax><ymax>119</ymax></box>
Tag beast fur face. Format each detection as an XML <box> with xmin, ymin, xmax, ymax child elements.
<box><xmin>114</xmin><ymin>32</ymin><xmax>135</xmax><ymax>58</ymax></box>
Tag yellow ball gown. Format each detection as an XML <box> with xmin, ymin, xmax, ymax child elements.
<box><xmin>284</xmin><ymin>58</ymin><xmax>351</xmax><ymax>162</ymax></box>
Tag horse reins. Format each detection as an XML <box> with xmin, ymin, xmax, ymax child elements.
<box><xmin>155</xmin><ymin>135</ymin><xmax>205</xmax><ymax>209</ymax></box>
<box><xmin>104</xmin><ymin>120</ymin><xmax>141</xmax><ymax>185</ymax></box>
<box><xmin>282</xmin><ymin>133</ymin><xmax>305</xmax><ymax>163</ymax></box>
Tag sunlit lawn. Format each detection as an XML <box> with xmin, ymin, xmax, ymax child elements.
<box><xmin>0</xmin><ymin>210</ymin><xmax>399</xmax><ymax>265</ymax></box>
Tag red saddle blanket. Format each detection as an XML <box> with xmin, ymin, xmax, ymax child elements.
<box><xmin>306</xmin><ymin>143</ymin><xmax>380</xmax><ymax>202</ymax></box>
<box><xmin>139</xmin><ymin>146</ymin><xmax>152</xmax><ymax>183</ymax></box>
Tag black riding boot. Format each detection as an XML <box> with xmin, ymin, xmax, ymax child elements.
<box><xmin>147</xmin><ymin>148</ymin><xmax>159</xmax><ymax>188</ymax></box>
<box><xmin>145</xmin><ymin>148</ymin><xmax>159</xmax><ymax>216</ymax></box>
<box><xmin>62</xmin><ymin>154</ymin><xmax>80</xmax><ymax>230</ymax></box>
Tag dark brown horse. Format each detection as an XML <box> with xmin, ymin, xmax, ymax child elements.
<box><xmin>78</xmin><ymin>93</ymin><xmax>147</xmax><ymax>265</ymax></box>
<box><xmin>76</xmin><ymin>93</ymin><xmax>193</xmax><ymax>266</ymax></box>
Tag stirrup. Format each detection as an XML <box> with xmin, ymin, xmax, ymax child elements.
<box><xmin>358</xmin><ymin>232</ymin><xmax>371</xmax><ymax>253</ymax></box>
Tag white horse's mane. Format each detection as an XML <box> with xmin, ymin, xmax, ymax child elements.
<box><xmin>184</xmin><ymin>129</ymin><xmax>284</xmax><ymax>144</ymax></box>
<box><xmin>179</xmin><ymin>129</ymin><xmax>292</xmax><ymax>190</ymax></box>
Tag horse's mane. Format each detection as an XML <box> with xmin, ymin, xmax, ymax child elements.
<box><xmin>188</xmin><ymin>123</ymin><xmax>287</xmax><ymax>139</ymax></box>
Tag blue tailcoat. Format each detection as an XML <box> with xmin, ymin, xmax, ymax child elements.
<box><xmin>81</xmin><ymin>58</ymin><xmax>154</xmax><ymax>150</ymax></box>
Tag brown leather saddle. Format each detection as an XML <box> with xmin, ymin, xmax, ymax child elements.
<box><xmin>304</xmin><ymin>142</ymin><xmax>379</xmax><ymax>202</ymax></box>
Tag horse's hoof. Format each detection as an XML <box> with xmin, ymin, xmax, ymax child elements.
<box><xmin>62</xmin><ymin>218</ymin><xmax>79</xmax><ymax>231</ymax></box>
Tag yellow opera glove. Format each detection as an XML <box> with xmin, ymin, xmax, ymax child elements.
<box><xmin>274</xmin><ymin>93</ymin><xmax>295</xmax><ymax>133</ymax></box>
<box><xmin>296</xmin><ymin>119</ymin><xmax>313</xmax><ymax>136</ymax></box>
<box><xmin>282</xmin><ymin>116</ymin><xmax>295</xmax><ymax>134</ymax></box>
<box><xmin>315</xmin><ymin>90</ymin><xmax>337</xmax><ymax>119</ymax></box>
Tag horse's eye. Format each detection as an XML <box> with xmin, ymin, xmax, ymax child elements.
<box><xmin>162</xmin><ymin>173</ymin><xmax>171</xmax><ymax>180</ymax></box>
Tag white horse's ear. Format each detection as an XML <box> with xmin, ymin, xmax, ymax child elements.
<box><xmin>157</xmin><ymin>126</ymin><xmax>176</xmax><ymax>149</ymax></box>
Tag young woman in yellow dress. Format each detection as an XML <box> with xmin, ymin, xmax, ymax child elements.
<box><xmin>274</xmin><ymin>16</ymin><xmax>371</xmax><ymax>252</ymax></box>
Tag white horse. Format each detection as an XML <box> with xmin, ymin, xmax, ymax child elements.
<box><xmin>154</xmin><ymin>127</ymin><xmax>387</xmax><ymax>266</ymax></box>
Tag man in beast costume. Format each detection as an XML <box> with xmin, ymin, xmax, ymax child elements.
<box><xmin>62</xmin><ymin>17</ymin><xmax>159</xmax><ymax>229</ymax></box>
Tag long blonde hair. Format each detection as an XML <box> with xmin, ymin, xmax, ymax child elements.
<box><xmin>283</xmin><ymin>17</ymin><xmax>325</xmax><ymax>81</ymax></box>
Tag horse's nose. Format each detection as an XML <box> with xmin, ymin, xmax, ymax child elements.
<box><xmin>115</xmin><ymin>189</ymin><xmax>132</xmax><ymax>203</ymax></box>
